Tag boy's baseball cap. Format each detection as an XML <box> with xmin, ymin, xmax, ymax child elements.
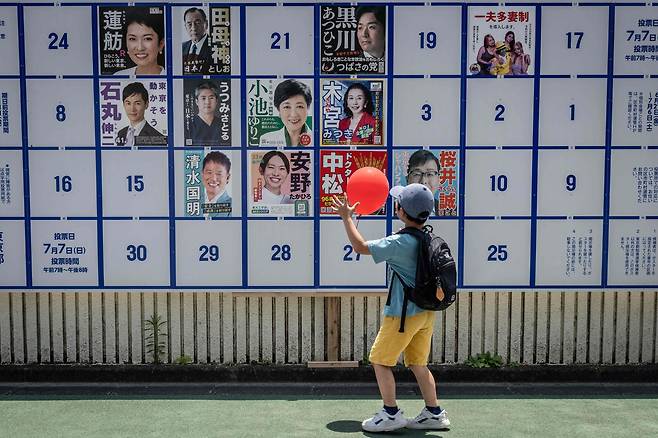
<box><xmin>389</xmin><ymin>183</ymin><xmax>434</xmax><ymax>220</ymax></box>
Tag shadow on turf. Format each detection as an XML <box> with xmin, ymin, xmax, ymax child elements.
<box><xmin>326</xmin><ymin>420</ymin><xmax>445</xmax><ymax>436</ymax></box>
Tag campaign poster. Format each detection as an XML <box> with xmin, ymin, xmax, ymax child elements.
<box><xmin>183</xmin><ymin>79</ymin><xmax>231</xmax><ymax>147</ymax></box>
<box><xmin>320</xmin><ymin>5</ymin><xmax>386</xmax><ymax>75</ymax></box>
<box><xmin>248</xmin><ymin>150</ymin><xmax>312</xmax><ymax>217</ymax></box>
<box><xmin>319</xmin><ymin>150</ymin><xmax>387</xmax><ymax>215</ymax></box>
<box><xmin>183</xmin><ymin>150</ymin><xmax>233</xmax><ymax>217</ymax></box>
<box><xmin>181</xmin><ymin>6</ymin><xmax>231</xmax><ymax>75</ymax></box>
<box><xmin>99</xmin><ymin>79</ymin><xmax>168</xmax><ymax>147</ymax></box>
<box><xmin>246</xmin><ymin>78</ymin><xmax>314</xmax><ymax>148</ymax></box>
<box><xmin>468</xmin><ymin>7</ymin><xmax>535</xmax><ymax>76</ymax></box>
<box><xmin>393</xmin><ymin>149</ymin><xmax>459</xmax><ymax>217</ymax></box>
<box><xmin>98</xmin><ymin>6</ymin><xmax>166</xmax><ymax>76</ymax></box>
<box><xmin>320</xmin><ymin>79</ymin><xmax>384</xmax><ymax>147</ymax></box>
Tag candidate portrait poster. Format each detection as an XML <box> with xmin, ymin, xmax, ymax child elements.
<box><xmin>183</xmin><ymin>150</ymin><xmax>234</xmax><ymax>217</ymax></box>
<box><xmin>320</xmin><ymin>5</ymin><xmax>386</xmax><ymax>75</ymax></box>
<box><xmin>248</xmin><ymin>150</ymin><xmax>312</xmax><ymax>217</ymax></box>
<box><xmin>468</xmin><ymin>7</ymin><xmax>535</xmax><ymax>76</ymax></box>
<box><xmin>319</xmin><ymin>150</ymin><xmax>387</xmax><ymax>215</ymax></box>
<box><xmin>99</xmin><ymin>79</ymin><xmax>168</xmax><ymax>147</ymax></box>
<box><xmin>320</xmin><ymin>79</ymin><xmax>384</xmax><ymax>147</ymax></box>
<box><xmin>183</xmin><ymin>78</ymin><xmax>231</xmax><ymax>147</ymax></box>
<box><xmin>246</xmin><ymin>78</ymin><xmax>314</xmax><ymax>148</ymax></box>
<box><xmin>180</xmin><ymin>6</ymin><xmax>231</xmax><ymax>75</ymax></box>
<box><xmin>98</xmin><ymin>6</ymin><xmax>166</xmax><ymax>76</ymax></box>
<box><xmin>393</xmin><ymin>149</ymin><xmax>459</xmax><ymax>217</ymax></box>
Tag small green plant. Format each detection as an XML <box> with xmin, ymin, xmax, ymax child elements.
<box><xmin>174</xmin><ymin>354</ymin><xmax>193</xmax><ymax>365</ymax></box>
<box><xmin>144</xmin><ymin>313</ymin><xmax>167</xmax><ymax>364</ymax></box>
<box><xmin>464</xmin><ymin>351</ymin><xmax>504</xmax><ymax>368</ymax></box>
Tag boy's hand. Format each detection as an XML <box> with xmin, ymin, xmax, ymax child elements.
<box><xmin>331</xmin><ymin>195</ymin><xmax>359</xmax><ymax>220</ymax></box>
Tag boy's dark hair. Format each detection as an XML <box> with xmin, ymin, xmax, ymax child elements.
<box><xmin>342</xmin><ymin>82</ymin><xmax>374</xmax><ymax>117</ymax></box>
<box><xmin>124</xmin><ymin>8</ymin><xmax>165</xmax><ymax>43</ymax></box>
<box><xmin>405</xmin><ymin>210</ymin><xmax>428</xmax><ymax>225</ymax></box>
<box><xmin>122</xmin><ymin>82</ymin><xmax>149</xmax><ymax>103</ymax></box>
<box><xmin>273</xmin><ymin>79</ymin><xmax>312</xmax><ymax>109</ymax></box>
<box><xmin>203</xmin><ymin>151</ymin><xmax>231</xmax><ymax>173</ymax></box>
<box><xmin>355</xmin><ymin>5</ymin><xmax>386</xmax><ymax>28</ymax></box>
<box><xmin>184</xmin><ymin>7</ymin><xmax>207</xmax><ymax>23</ymax></box>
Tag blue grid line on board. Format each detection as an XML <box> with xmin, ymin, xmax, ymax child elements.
<box><xmin>92</xmin><ymin>5</ymin><xmax>104</xmax><ymax>287</ymax></box>
<box><xmin>386</xmin><ymin>4</ymin><xmax>395</xmax><ymax>241</ymax></box>
<box><xmin>30</xmin><ymin>217</ymin><xmax>100</xmax><ymax>221</ymax></box>
<box><xmin>457</xmin><ymin>3</ymin><xmax>467</xmax><ymax>289</ymax></box>
<box><xmin>240</xmin><ymin>5</ymin><xmax>248</xmax><ymax>289</ymax></box>
<box><xmin>7</xmin><ymin>284</ymin><xmax>657</xmax><ymax>290</ymax></box>
<box><xmin>601</xmin><ymin>4</ymin><xmax>615</xmax><ymax>288</ymax></box>
<box><xmin>101</xmin><ymin>217</ymin><xmax>171</xmax><ymax>221</ymax></box>
<box><xmin>17</xmin><ymin>4</ymin><xmax>32</xmax><ymax>287</ymax></box>
<box><xmin>529</xmin><ymin>5</ymin><xmax>542</xmax><ymax>288</ymax></box>
<box><xmin>166</xmin><ymin>4</ymin><xmax>176</xmax><ymax>288</ymax></box>
<box><xmin>313</xmin><ymin>3</ymin><xmax>320</xmax><ymax>288</ymax></box>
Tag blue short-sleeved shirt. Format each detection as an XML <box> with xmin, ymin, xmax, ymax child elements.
<box><xmin>367</xmin><ymin>233</ymin><xmax>424</xmax><ymax>317</ymax></box>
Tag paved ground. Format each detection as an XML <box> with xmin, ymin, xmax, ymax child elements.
<box><xmin>1</xmin><ymin>383</ymin><xmax>657</xmax><ymax>437</ymax></box>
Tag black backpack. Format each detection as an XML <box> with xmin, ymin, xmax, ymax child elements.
<box><xmin>386</xmin><ymin>225</ymin><xmax>457</xmax><ymax>332</ymax></box>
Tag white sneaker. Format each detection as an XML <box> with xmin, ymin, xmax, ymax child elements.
<box><xmin>406</xmin><ymin>407</ymin><xmax>451</xmax><ymax>430</ymax></box>
<box><xmin>361</xmin><ymin>408</ymin><xmax>407</xmax><ymax>432</ymax></box>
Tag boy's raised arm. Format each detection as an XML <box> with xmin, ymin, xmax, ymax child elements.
<box><xmin>331</xmin><ymin>195</ymin><xmax>371</xmax><ymax>255</ymax></box>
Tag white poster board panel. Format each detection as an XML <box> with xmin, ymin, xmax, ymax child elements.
<box><xmin>175</xmin><ymin>220</ymin><xmax>242</xmax><ymax>287</ymax></box>
<box><xmin>393</xmin><ymin>6</ymin><xmax>461</xmax><ymax>75</ymax></box>
<box><xmin>535</xmin><ymin>219</ymin><xmax>603</xmax><ymax>286</ymax></box>
<box><xmin>29</xmin><ymin>150</ymin><xmax>97</xmax><ymax>218</ymax></box>
<box><xmin>30</xmin><ymin>219</ymin><xmax>98</xmax><ymax>287</ymax></box>
<box><xmin>26</xmin><ymin>79</ymin><xmax>95</xmax><ymax>147</ymax></box>
<box><xmin>0</xmin><ymin>150</ymin><xmax>24</xmax><ymax>217</ymax></box>
<box><xmin>537</xmin><ymin>149</ymin><xmax>605</xmax><ymax>216</ymax></box>
<box><xmin>611</xmin><ymin>78</ymin><xmax>658</xmax><ymax>147</ymax></box>
<box><xmin>463</xmin><ymin>219</ymin><xmax>531</xmax><ymax>286</ymax></box>
<box><xmin>102</xmin><ymin>150</ymin><xmax>169</xmax><ymax>217</ymax></box>
<box><xmin>23</xmin><ymin>6</ymin><xmax>93</xmax><ymax>75</ymax></box>
<box><xmin>608</xmin><ymin>219</ymin><xmax>657</xmax><ymax>286</ymax></box>
<box><xmin>319</xmin><ymin>219</ymin><xmax>386</xmax><ymax>286</ymax></box>
<box><xmin>464</xmin><ymin>149</ymin><xmax>532</xmax><ymax>216</ymax></box>
<box><xmin>466</xmin><ymin>79</ymin><xmax>534</xmax><ymax>146</ymax></box>
<box><xmin>610</xmin><ymin>149</ymin><xmax>658</xmax><ymax>216</ymax></box>
<box><xmin>614</xmin><ymin>6</ymin><xmax>658</xmax><ymax>75</ymax></box>
<box><xmin>247</xmin><ymin>220</ymin><xmax>313</xmax><ymax>286</ymax></box>
<box><xmin>102</xmin><ymin>220</ymin><xmax>170</xmax><ymax>286</ymax></box>
<box><xmin>393</xmin><ymin>78</ymin><xmax>460</xmax><ymax>147</ymax></box>
<box><xmin>245</xmin><ymin>6</ymin><xmax>313</xmax><ymax>75</ymax></box>
<box><xmin>171</xmin><ymin>6</ymin><xmax>241</xmax><ymax>76</ymax></box>
<box><xmin>0</xmin><ymin>7</ymin><xmax>19</xmax><ymax>75</ymax></box>
<box><xmin>0</xmin><ymin>220</ymin><xmax>26</xmax><ymax>286</ymax></box>
<box><xmin>0</xmin><ymin>80</ymin><xmax>22</xmax><ymax>147</ymax></box>
<box><xmin>540</xmin><ymin>6</ymin><xmax>609</xmax><ymax>75</ymax></box>
<box><xmin>539</xmin><ymin>78</ymin><xmax>607</xmax><ymax>147</ymax></box>
<box><xmin>394</xmin><ymin>218</ymin><xmax>459</xmax><ymax>264</ymax></box>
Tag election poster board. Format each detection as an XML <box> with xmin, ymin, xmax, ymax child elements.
<box><xmin>0</xmin><ymin>2</ymin><xmax>656</xmax><ymax>290</ymax></box>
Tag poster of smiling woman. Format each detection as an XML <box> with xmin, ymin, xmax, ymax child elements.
<box><xmin>248</xmin><ymin>150</ymin><xmax>313</xmax><ymax>217</ymax></box>
<box><xmin>246</xmin><ymin>79</ymin><xmax>314</xmax><ymax>148</ymax></box>
<box><xmin>98</xmin><ymin>6</ymin><xmax>166</xmax><ymax>76</ymax></box>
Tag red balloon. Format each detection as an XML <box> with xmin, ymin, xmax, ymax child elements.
<box><xmin>346</xmin><ymin>167</ymin><xmax>389</xmax><ymax>215</ymax></box>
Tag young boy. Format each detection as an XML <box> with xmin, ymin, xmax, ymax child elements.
<box><xmin>332</xmin><ymin>183</ymin><xmax>450</xmax><ymax>433</ymax></box>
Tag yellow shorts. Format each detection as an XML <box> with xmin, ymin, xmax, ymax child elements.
<box><xmin>369</xmin><ymin>311</ymin><xmax>435</xmax><ymax>367</ymax></box>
